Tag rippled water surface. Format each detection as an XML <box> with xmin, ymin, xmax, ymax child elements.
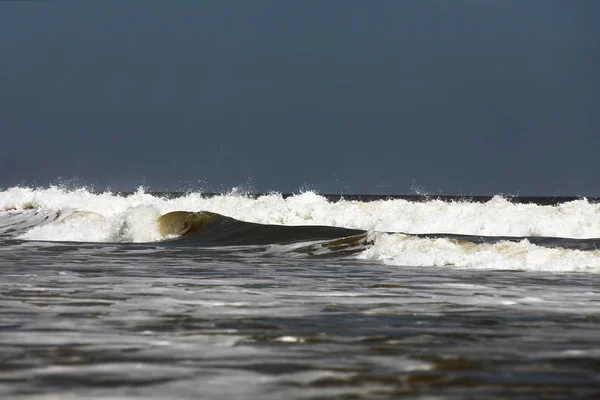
<box><xmin>1</xmin><ymin>240</ymin><xmax>599</xmax><ymax>399</ymax></box>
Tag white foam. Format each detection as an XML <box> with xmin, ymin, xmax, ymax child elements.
<box><xmin>17</xmin><ymin>205</ymin><xmax>162</xmax><ymax>243</ymax></box>
<box><xmin>275</xmin><ymin>336</ymin><xmax>303</xmax><ymax>343</ymax></box>
<box><xmin>359</xmin><ymin>232</ymin><xmax>600</xmax><ymax>273</ymax></box>
<box><xmin>3</xmin><ymin>187</ymin><xmax>600</xmax><ymax>272</ymax></box>
<box><xmin>3</xmin><ymin>187</ymin><xmax>600</xmax><ymax>238</ymax></box>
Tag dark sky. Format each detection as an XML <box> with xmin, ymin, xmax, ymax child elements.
<box><xmin>1</xmin><ymin>1</ymin><xmax>599</xmax><ymax>195</ymax></box>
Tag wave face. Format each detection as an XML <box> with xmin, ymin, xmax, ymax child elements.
<box><xmin>2</xmin><ymin>187</ymin><xmax>600</xmax><ymax>273</ymax></box>
<box><xmin>156</xmin><ymin>210</ymin><xmax>366</xmax><ymax>248</ymax></box>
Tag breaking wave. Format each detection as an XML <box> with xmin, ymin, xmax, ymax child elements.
<box><xmin>2</xmin><ymin>186</ymin><xmax>600</xmax><ymax>273</ymax></box>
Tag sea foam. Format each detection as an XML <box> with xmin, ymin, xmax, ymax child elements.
<box><xmin>2</xmin><ymin>187</ymin><xmax>600</xmax><ymax>273</ymax></box>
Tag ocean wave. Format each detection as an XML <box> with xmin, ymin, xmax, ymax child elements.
<box><xmin>2</xmin><ymin>186</ymin><xmax>600</xmax><ymax>238</ymax></box>
<box><xmin>2</xmin><ymin>187</ymin><xmax>600</xmax><ymax>273</ymax></box>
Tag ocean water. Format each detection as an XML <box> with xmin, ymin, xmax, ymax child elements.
<box><xmin>1</xmin><ymin>187</ymin><xmax>599</xmax><ymax>399</ymax></box>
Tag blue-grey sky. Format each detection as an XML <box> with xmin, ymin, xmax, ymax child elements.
<box><xmin>1</xmin><ymin>0</ymin><xmax>599</xmax><ymax>195</ymax></box>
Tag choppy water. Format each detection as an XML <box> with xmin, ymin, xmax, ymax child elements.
<box><xmin>1</xmin><ymin>188</ymin><xmax>599</xmax><ymax>398</ymax></box>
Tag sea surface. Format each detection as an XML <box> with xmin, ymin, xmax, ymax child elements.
<box><xmin>1</xmin><ymin>187</ymin><xmax>599</xmax><ymax>399</ymax></box>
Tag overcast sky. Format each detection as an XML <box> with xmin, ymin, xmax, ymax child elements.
<box><xmin>1</xmin><ymin>1</ymin><xmax>598</xmax><ymax>195</ymax></box>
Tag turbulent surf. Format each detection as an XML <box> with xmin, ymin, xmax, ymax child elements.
<box><xmin>2</xmin><ymin>186</ymin><xmax>600</xmax><ymax>272</ymax></box>
<box><xmin>2</xmin><ymin>186</ymin><xmax>600</xmax><ymax>399</ymax></box>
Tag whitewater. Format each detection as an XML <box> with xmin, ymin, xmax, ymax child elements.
<box><xmin>1</xmin><ymin>186</ymin><xmax>599</xmax><ymax>399</ymax></box>
<box><xmin>2</xmin><ymin>186</ymin><xmax>600</xmax><ymax>273</ymax></box>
